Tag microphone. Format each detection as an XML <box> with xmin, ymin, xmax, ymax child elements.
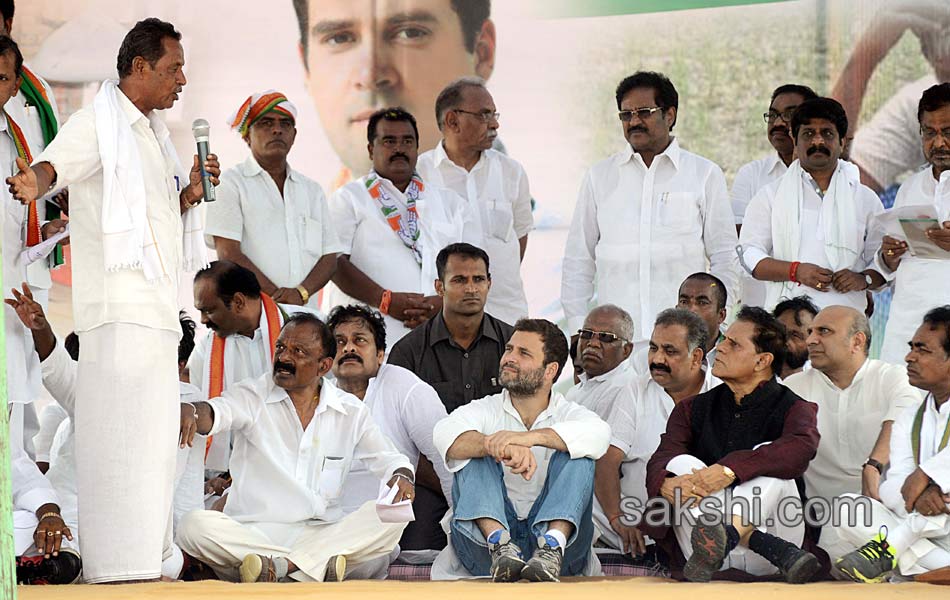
<box><xmin>191</xmin><ymin>118</ymin><xmax>216</xmax><ymax>202</ymax></box>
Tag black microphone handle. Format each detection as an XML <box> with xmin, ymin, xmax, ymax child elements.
<box><xmin>196</xmin><ymin>139</ymin><xmax>216</xmax><ymax>202</ymax></box>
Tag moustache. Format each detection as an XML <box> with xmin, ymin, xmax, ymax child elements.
<box><xmin>274</xmin><ymin>361</ymin><xmax>296</xmax><ymax>375</ymax></box>
<box><xmin>338</xmin><ymin>353</ymin><xmax>363</xmax><ymax>365</ymax></box>
<box><xmin>806</xmin><ymin>145</ymin><xmax>831</xmax><ymax>156</ymax></box>
<box><xmin>390</xmin><ymin>153</ymin><xmax>409</xmax><ymax>163</ymax></box>
<box><xmin>769</xmin><ymin>125</ymin><xmax>789</xmax><ymax>136</ymax></box>
<box><xmin>627</xmin><ymin>126</ymin><xmax>648</xmax><ymax>135</ymax></box>
<box><xmin>649</xmin><ymin>363</ymin><xmax>671</xmax><ymax>374</ymax></box>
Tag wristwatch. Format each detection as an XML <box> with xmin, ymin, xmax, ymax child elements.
<box><xmin>863</xmin><ymin>458</ymin><xmax>884</xmax><ymax>474</ymax></box>
<box><xmin>864</xmin><ymin>273</ymin><xmax>873</xmax><ymax>289</ymax></box>
<box><xmin>722</xmin><ymin>465</ymin><xmax>736</xmax><ymax>480</ymax></box>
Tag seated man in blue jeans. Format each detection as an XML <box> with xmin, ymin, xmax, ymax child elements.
<box><xmin>432</xmin><ymin>319</ymin><xmax>610</xmax><ymax>582</ymax></box>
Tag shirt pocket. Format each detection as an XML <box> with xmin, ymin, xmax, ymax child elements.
<box><xmin>487</xmin><ymin>201</ymin><xmax>514</xmax><ymax>242</ymax></box>
<box><xmin>317</xmin><ymin>456</ymin><xmax>347</xmax><ymax>501</ymax></box>
<box><xmin>655</xmin><ymin>191</ymin><xmax>702</xmax><ymax>232</ymax></box>
<box><xmin>302</xmin><ymin>216</ymin><xmax>325</xmax><ymax>256</ymax></box>
<box><xmin>428</xmin><ymin>220</ymin><xmax>463</xmax><ymax>250</ymax></box>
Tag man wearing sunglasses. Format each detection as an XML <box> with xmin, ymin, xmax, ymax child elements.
<box><xmin>731</xmin><ymin>84</ymin><xmax>818</xmax><ymax>307</ymax></box>
<box><xmin>566</xmin><ymin>304</ymin><xmax>636</xmax><ymax>420</ymax></box>
<box><xmin>562</xmin><ymin>71</ymin><xmax>738</xmax><ymax>352</ymax></box>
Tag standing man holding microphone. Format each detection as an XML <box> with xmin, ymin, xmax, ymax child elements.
<box><xmin>6</xmin><ymin>18</ymin><xmax>220</xmax><ymax>584</ymax></box>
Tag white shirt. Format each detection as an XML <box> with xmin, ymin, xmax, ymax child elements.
<box><xmin>851</xmin><ymin>75</ymin><xmax>936</xmax><ymax>190</ymax></box>
<box><xmin>208</xmin><ymin>374</ymin><xmax>412</xmax><ymax>528</ymax></box>
<box><xmin>880</xmin><ymin>394</ymin><xmax>950</xmax><ymax>515</ymax></box>
<box><xmin>206</xmin><ymin>157</ymin><xmax>344</xmax><ymax>311</ymax></box>
<box><xmin>37</xmin><ymin>88</ymin><xmax>183</xmax><ymax>333</ymax></box>
<box><xmin>417</xmin><ymin>144</ymin><xmax>533</xmax><ymax>324</ymax></box>
<box><xmin>739</xmin><ymin>166</ymin><xmax>884</xmax><ymax>311</ymax></box>
<box><xmin>341</xmin><ymin>363</ymin><xmax>453</xmax><ymax>514</ymax></box>
<box><xmin>565</xmin><ymin>360</ymin><xmax>636</xmax><ymax>420</ymax></box>
<box><xmin>876</xmin><ymin>167</ymin><xmax>950</xmax><ymax>365</ymax></box>
<box><xmin>783</xmin><ymin>359</ymin><xmax>923</xmax><ymax>501</ymax></box>
<box><xmin>561</xmin><ymin>139</ymin><xmax>739</xmax><ymax>342</ymax></box>
<box><xmin>731</xmin><ymin>153</ymin><xmax>788</xmax><ymax>225</ymax></box>
<box><xmin>433</xmin><ymin>389</ymin><xmax>609</xmax><ymax>519</ymax></box>
<box><xmin>327</xmin><ymin>173</ymin><xmax>481</xmax><ymax>345</ymax></box>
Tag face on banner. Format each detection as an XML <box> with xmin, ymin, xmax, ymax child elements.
<box><xmin>296</xmin><ymin>0</ymin><xmax>495</xmax><ymax>176</ymax></box>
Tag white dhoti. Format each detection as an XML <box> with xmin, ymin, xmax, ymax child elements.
<box><xmin>828</xmin><ymin>493</ymin><xmax>950</xmax><ymax>576</ymax></box>
<box><xmin>667</xmin><ymin>454</ymin><xmax>804</xmax><ymax>576</ymax></box>
<box><xmin>75</xmin><ymin>323</ymin><xmax>179</xmax><ymax>583</ymax></box>
<box><xmin>176</xmin><ymin>501</ymin><xmax>406</xmax><ymax>582</ymax></box>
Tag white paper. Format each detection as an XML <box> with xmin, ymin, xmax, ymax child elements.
<box><xmin>375</xmin><ymin>480</ymin><xmax>415</xmax><ymax>523</ymax></box>
<box><xmin>19</xmin><ymin>224</ymin><xmax>69</xmax><ymax>265</ymax></box>
<box><xmin>872</xmin><ymin>205</ymin><xmax>938</xmax><ymax>240</ymax></box>
<box><xmin>900</xmin><ymin>217</ymin><xmax>950</xmax><ymax>260</ymax></box>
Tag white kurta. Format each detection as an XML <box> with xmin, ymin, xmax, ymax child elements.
<box><xmin>417</xmin><ymin>143</ymin><xmax>532</xmax><ymax>324</ymax></box>
<box><xmin>561</xmin><ymin>139</ymin><xmax>739</xmax><ymax>344</ymax></box>
<box><xmin>341</xmin><ymin>363</ymin><xmax>453</xmax><ymax>514</ymax></box>
<box><xmin>565</xmin><ymin>360</ymin><xmax>636</xmax><ymax>420</ymax></box>
<box><xmin>326</xmin><ymin>174</ymin><xmax>482</xmax><ymax>345</ymax></box>
<box><xmin>205</xmin><ymin>157</ymin><xmax>344</xmax><ymax>311</ymax></box>
<box><xmin>12</xmin><ymin>434</ymin><xmax>63</xmax><ymax>556</ymax></box>
<box><xmin>877</xmin><ymin>167</ymin><xmax>950</xmax><ymax>365</ymax></box>
<box><xmin>783</xmin><ymin>359</ymin><xmax>923</xmax><ymax>501</ymax></box>
<box><xmin>739</xmin><ymin>163</ymin><xmax>884</xmax><ymax>311</ymax></box>
<box><xmin>35</xmin><ymin>87</ymin><xmax>185</xmax><ymax>583</ymax></box>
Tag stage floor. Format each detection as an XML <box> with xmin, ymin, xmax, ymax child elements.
<box><xmin>16</xmin><ymin>578</ymin><xmax>949</xmax><ymax>600</ymax></box>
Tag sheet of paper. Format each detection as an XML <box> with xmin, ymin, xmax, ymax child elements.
<box><xmin>375</xmin><ymin>480</ymin><xmax>415</xmax><ymax>523</ymax></box>
<box><xmin>19</xmin><ymin>224</ymin><xmax>69</xmax><ymax>265</ymax></box>
<box><xmin>900</xmin><ymin>218</ymin><xmax>950</xmax><ymax>260</ymax></box>
<box><xmin>872</xmin><ymin>204</ymin><xmax>938</xmax><ymax>240</ymax></box>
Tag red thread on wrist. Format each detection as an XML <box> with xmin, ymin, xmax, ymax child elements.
<box><xmin>789</xmin><ymin>261</ymin><xmax>801</xmax><ymax>285</ymax></box>
<box><xmin>379</xmin><ymin>290</ymin><xmax>392</xmax><ymax>315</ymax></box>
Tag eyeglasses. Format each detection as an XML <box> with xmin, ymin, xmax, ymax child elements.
<box><xmin>577</xmin><ymin>329</ymin><xmax>627</xmax><ymax>344</ymax></box>
<box><xmin>763</xmin><ymin>108</ymin><xmax>797</xmax><ymax>123</ymax></box>
<box><xmin>454</xmin><ymin>109</ymin><xmax>500</xmax><ymax>123</ymax></box>
<box><xmin>618</xmin><ymin>106</ymin><xmax>663</xmax><ymax>122</ymax></box>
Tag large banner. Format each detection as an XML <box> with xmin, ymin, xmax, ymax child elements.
<box><xmin>18</xmin><ymin>0</ymin><xmax>948</xmax><ymax>354</ymax></box>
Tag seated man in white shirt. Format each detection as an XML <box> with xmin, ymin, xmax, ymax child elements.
<box><xmin>328</xmin><ymin>303</ymin><xmax>453</xmax><ymax>558</ymax></box>
<box><xmin>328</xmin><ymin>107</ymin><xmax>480</xmax><ymax>346</ymax></box>
<box><xmin>206</xmin><ymin>91</ymin><xmax>341</xmax><ymax>311</ymax></box>
<box><xmin>562</xmin><ymin>71</ymin><xmax>738</xmax><ymax>349</ymax></box>
<box><xmin>739</xmin><ymin>97</ymin><xmax>886</xmax><ymax>313</ymax></box>
<box><xmin>177</xmin><ymin>313</ymin><xmax>415</xmax><ymax>584</ymax></box>
<box><xmin>830</xmin><ymin>307</ymin><xmax>950</xmax><ymax>582</ymax></box>
<box><xmin>783</xmin><ymin>306</ymin><xmax>922</xmax><ymax>558</ymax></box>
<box><xmin>432</xmin><ymin>319</ymin><xmax>610</xmax><ymax>582</ymax></box>
<box><xmin>773</xmin><ymin>296</ymin><xmax>819</xmax><ymax>380</ymax></box>
<box><xmin>596</xmin><ymin>308</ymin><xmax>718</xmax><ymax>561</ymax></box>
<box><xmin>566</xmin><ymin>304</ymin><xmax>635</xmax><ymax>419</ymax></box>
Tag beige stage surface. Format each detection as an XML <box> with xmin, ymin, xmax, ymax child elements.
<box><xmin>15</xmin><ymin>578</ymin><xmax>950</xmax><ymax>600</ymax></box>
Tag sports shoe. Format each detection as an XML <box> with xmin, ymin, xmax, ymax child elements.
<box><xmin>16</xmin><ymin>548</ymin><xmax>82</xmax><ymax>585</ymax></box>
<box><xmin>488</xmin><ymin>530</ymin><xmax>526</xmax><ymax>582</ymax></box>
<box><xmin>684</xmin><ymin>523</ymin><xmax>728</xmax><ymax>582</ymax></box>
<box><xmin>325</xmin><ymin>555</ymin><xmax>346</xmax><ymax>582</ymax></box>
<box><xmin>776</xmin><ymin>545</ymin><xmax>821</xmax><ymax>584</ymax></box>
<box><xmin>521</xmin><ymin>534</ymin><xmax>564</xmax><ymax>582</ymax></box>
<box><xmin>834</xmin><ymin>527</ymin><xmax>897</xmax><ymax>583</ymax></box>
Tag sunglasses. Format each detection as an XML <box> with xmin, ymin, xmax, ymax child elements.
<box><xmin>577</xmin><ymin>329</ymin><xmax>627</xmax><ymax>344</ymax></box>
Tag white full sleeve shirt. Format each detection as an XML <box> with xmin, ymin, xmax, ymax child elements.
<box><xmin>341</xmin><ymin>363</ymin><xmax>453</xmax><ymax>514</ymax></box>
<box><xmin>432</xmin><ymin>389</ymin><xmax>610</xmax><ymax>519</ymax></box>
<box><xmin>205</xmin><ymin>157</ymin><xmax>344</xmax><ymax>311</ymax></box>
<box><xmin>207</xmin><ymin>374</ymin><xmax>413</xmax><ymax>526</ymax></box>
<box><xmin>561</xmin><ymin>139</ymin><xmax>739</xmax><ymax>342</ymax></box>
<box><xmin>417</xmin><ymin>144</ymin><xmax>532</xmax><ymax>324</ymax></box>
<box><xmin>326</xmin><ymin>174</ymin><xmax>483</xmax><ymax>345</ymax></box>
<box><xmin>738</xmin><ymin>165</ymin><xmax>885</xmax><ymax>312</ymax></box>
<box><xmin>730</xmin><ymin>153</ymin><xmax>788</xmax><ymax>225</ymax></box>
<box><xmin>783</xmin><ymin>359</ymin><xmax>923</xmax><ymax>501</ymax></box>
<box><xmin>565</xmin><ymin>360</ymin><xmax>636</xmax><ymax>420</ymax></box>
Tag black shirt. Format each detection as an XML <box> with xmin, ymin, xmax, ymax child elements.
<box><xmin>387</xmin><ymin>311</ymin><xmax>514</xmax><ymax>413</ymax></box>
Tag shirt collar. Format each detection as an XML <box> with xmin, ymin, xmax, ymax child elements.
<box><xmin>815</xmin><ymin>358</ymin><xmax>871</xmax><ymax>391</ymax></box>
<box><xmin>766</xmin><ymin>153</ymin><xmax>787</xmax><ymax>176</ymax></box>
<box><xmin>500</xmin><ymin>389</ymin><xmax>565</xmax><ymax>425</ymax></box>
<box><xmin>579</xmin><ymin>360</ymin><xmax>631</xmax><ymax>385</ymax></box>
<box><xmin>239</xmin><ymin>155</ymin><xmax>298</xmax><ymax>182</ymax></box>
<box><xmin>434</xmin><ymin>140</ymin><xmax>489</xmax><ymax>172</ymax></box>
<box><xmin>428</xmin><ymin>312</ymin><xmax>500</xmax><ymax>347</ymax></box>
<box><xmin>926</xmin><ymin>393</ymin><xmax>950</xmax><ymax>416</ymax></box>
<box><xmin>115</xmin><ymin>86</ymin><xmax>170</xmax><ymax>141</ymax></box>
<box><xmin>617</xmin><ymin>137</ymin><xmax>681</xmax><ymax>170</ymax></box>
<box><xmin>265</xmin><ymin>376</ymin><xmax>349</xmax><ymax>416</ymax></box>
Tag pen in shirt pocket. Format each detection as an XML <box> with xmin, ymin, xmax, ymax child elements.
<box><xmin>174</xmin><ymin>175</ymin><xmax>181</xmax><ymax>192</ymax></box>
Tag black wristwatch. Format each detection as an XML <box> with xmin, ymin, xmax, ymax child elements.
<box><xmin>863</xmin><ymin>458</ymin><xmax>884</xmax><ymax>474</ymax></box>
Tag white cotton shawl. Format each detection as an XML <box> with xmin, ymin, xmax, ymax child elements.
<box><xmin>765</xmin><ymin>159</ymin><xmax>861</xmax><ymax>308</ymax></box>
<box><xmin>93</xmin><ymin>79</ymin><xmax>206</xmax><ymax>281</ymax></box>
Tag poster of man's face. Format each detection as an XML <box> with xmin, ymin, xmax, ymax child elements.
<box><xmin>294</xmin><ymin>0</ymin><xmax>495</xmax><ymax>175</ymax></box>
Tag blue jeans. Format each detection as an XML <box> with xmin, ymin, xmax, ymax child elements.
<box><xmin>450</xmin><ymin>451</ymin><xmax>595</xmax><ymax>577</ymax></box>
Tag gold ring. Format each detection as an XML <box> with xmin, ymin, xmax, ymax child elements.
<box><xmin>46</xmin><ymin>531</ymin><xmax>53</xmax><ymax>537</ymax></box>
<box><xmin>886</xmin><ymin>249</ymin><xmax>894</xmax><ymax>256</ymax></box>
<box><xmin>816</xmin><ymin>282</ymin><xmax>822</xmax><ymax>289</ymax></box>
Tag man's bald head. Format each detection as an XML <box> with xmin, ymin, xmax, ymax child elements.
<box><xmin>578</xmin><ymin>304</ymin><xmax>634</xmax><ymax>378</ymax></box>
<box><xmin>823</xmin><ymin>305</ymin><xmax>871</xmax><ymax>354</ymax></box>
<box><xmin>806</xmin><ymin>305</ymin><xmax>871</xmax><ymax>375</ymax></box>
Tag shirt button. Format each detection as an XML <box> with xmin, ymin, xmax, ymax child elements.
<box><xmin>463</xmin><ymin>353</ymin><xmax>469</xmax><ymax>359</ymax></box>
<box><xmin>465</xmin><ymin>384</ymin><xmax>472</xmax><ymax>389</ymax></box>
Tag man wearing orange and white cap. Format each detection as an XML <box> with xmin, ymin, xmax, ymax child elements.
<box><xmin>205</xmin><ymin>90</ymin><xmax>343</xmax><ymax>311</ymax></box>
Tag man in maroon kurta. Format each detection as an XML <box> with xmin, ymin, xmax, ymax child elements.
<box><xmin>644</xmin><ymin>306</ymin><xmax>821</xmax><ymax>583</ymax></box>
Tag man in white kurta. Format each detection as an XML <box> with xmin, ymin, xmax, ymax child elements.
<box><xmin>594</xmin><ymin>308</ymin><xmax>720</xmax><ymax>557</ymax></box>
<box><xmin>177</xmin><ymin>314</ymin><xmax>415</xmax><ymax>583</ymax></box>
<box><xmin>417</xmin><ymin>78</ymin><xmax>532</xmax><ymax>324</ymax></box>
<box><xmin>829</xmin><ymin>310</ymin><xmax>950</xmax><ymax>582</ymax></box>
<box><xmin>731</xmin><ymin>84</ymin><xmax>817</xmax><ymax>307</ymax></box>
<box><xmin>561</xmin><ymin>72</ymin><xmax>738</xmax><ymax>347</ymax></box>
<box><xmin>565</xmin><ymin>304</ymin><xmax>636</xmax><ymax>419</ymax></box>
<box><xmin>206</xmin><ymin>91</ymin><xmax>342</xmax><ymax>311</ymax></box>
<box><xmin>739</xmin><ymin>98</ymin><xmax>885</xmax><ymax>313</ymax></box>
<box><xmin>876</xmin><ymin>83</ymin><xmax>950</xmax><ymax>365</ymax></box>
<box><xmin>327</xmin><ymin>108</ymin><xmax>480</xmax><ymax>346</ymax></box>
<box><xmin>8</xmin><ymin>21</ymin><xmax>218</xmax><ymax>582</ymax></box>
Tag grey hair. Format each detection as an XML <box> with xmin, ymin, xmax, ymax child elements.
<box><xmin>847</xmin><ymin>311</ymin><xmax>872</xmax><ymax>354</ymax></box>
<box><xmin>586</xmin><ymin>304</ymin><xmax>635</xmax><ymax>342</ymax></box>
<box><xmin>435</xmin><ymin>76</ymin><xmax>489</xmax><ymax>131</ymax></box>
<box><xmin>654</xmin><ymin>308</ymin><xmax>708</xmax><ymax>353</ymax></box>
